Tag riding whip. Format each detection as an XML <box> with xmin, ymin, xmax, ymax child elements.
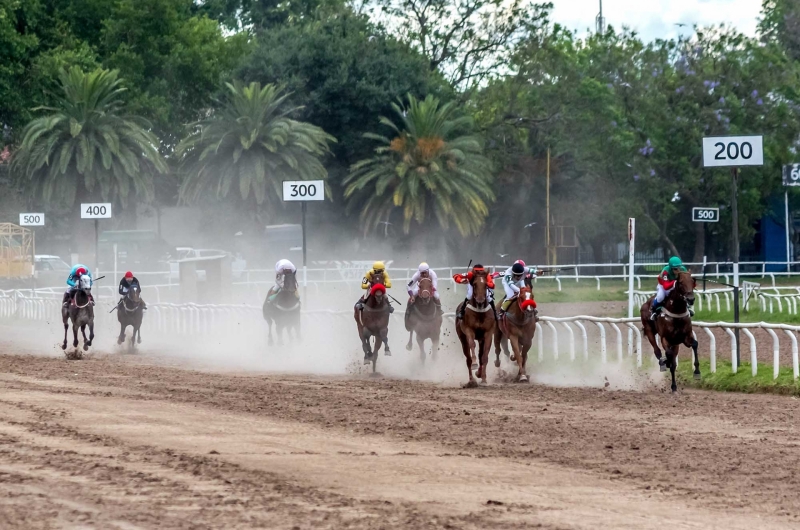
<box><xmin>388</xmin><ymin>294</ymin><xmax>403</xmax><ymax>306</ymax></box>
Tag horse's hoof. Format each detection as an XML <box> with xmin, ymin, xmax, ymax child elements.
<box><xmin>83</xmin><ymin>344</ymin><xmax>89</xmax><ymax>352</ymax></box>
<box><xmin>479</xmin><ymin>380</ymin><xmax>488</xmax><ymax>386</ymax></box>
<box><xmin>61</xmin><ymin>344</ymin><xmax>67</xmax><ymax>351</ymax></box>
<box><xmin>471</xmin><ymin>363</ymin><xmax>478</xmax><ymax>371</ymax></box>
<box><xmin>137</xmin><ymin>338</ymin><xmax>141</xmax><ymax>344</ymax></box>
<box><xmin>363</xmin><ymin>358</ymin><xmax>371</xmax><ymax>365</ymax></box>
<box><xmin>518</xmin><ymin>375</ymin><xmax>529</xmax><ymax>383</ymax></box>
<box><xmin>384</xmin><ymin>350</ymin><xmax>391</xmax><ymax>357</ymax></box>
<box><xmin>693</xmin><ymin>373</ymin><xmax>701</xmax><ymax>380</ymax></box>
<box><xmin>510</xmin><ymin>355</ymin><xmax>517</xmax><ymax>362</ymax></box>
<box><xmin>405</xmin><ymin>343</ymin><xmax>413</xmax><ymax>351</ymax></box>
<box><xmin>117</xmin><ymin>339</ymin><xmax>123</xmax><ymax>345</ymax></box>
<box><xmin>494</xmin><ymin>359</ymin><xmax>501</xmax><ymax>368</ymax></box>
<box><xmin>463</xmin><ymin>380</ymin><xmax>479</xmax><ymax>389</ymax></box>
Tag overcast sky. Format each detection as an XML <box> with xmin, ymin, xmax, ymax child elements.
<box><xmin>551</xmin><ymin>0</ymin><xmax>763</xmax><ymax>42</ymax></box>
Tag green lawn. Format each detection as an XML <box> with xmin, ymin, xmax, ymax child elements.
<box><xmin>693</xmin><ymin>306</ymin><xmax>800</xmax><ymax>324</ymax></box>
<box><xmin>678</xmin><ymin>359</ymin><xmax>800</xmax><ymax>396</ymax></box>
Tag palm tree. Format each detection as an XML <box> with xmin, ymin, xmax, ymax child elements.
<box><xmin>344</xmin><ymin>94</ymin><xmax>494</xmax><ymax>237</ymax></box>
<box><xmin>13</xmin><ymin>67</ymin><xmax>166</xmax><ymax>208</ymax></box>
<box><xmin>177</xmin><ymin>81</ymin><xmax>335</xmax><ymax>208</ymax></box>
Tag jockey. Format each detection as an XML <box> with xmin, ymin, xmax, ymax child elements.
<box><xmin>407</xmin><ymin>262</ymin><xmax>442</xmax><ymax>313</ymax></box>
<box><xmin>356</xmin><ymin>261</ymin><xmax>394</xmax><ymax>312</ymax></box>
<box><xmin>118</xmin><ymin>271</ymin><xmax>146</xmax><ymax>309</ymax></box>
<box><xmin>62</xmin><ymin>264</ymin><xmax>94</xmax><ymax>307</ymax></box>
<box><xmin>453</xmin><ymin>264</ymin><xmax>499</xmax><ymax>320</ymax></box>
<box><xmin>500</xmin><ymin>260</ymin><xmax>542</xmax><ymax>314</ymax></box>
<box><xmin>651</xmin><ymin>256</ymin><xmax>689</xmax><ymax>320</ymax></box>
<box><xmin>267</xmin><ymin>259</ymin><xmax>299</xmax><ymax>302</ymax></box>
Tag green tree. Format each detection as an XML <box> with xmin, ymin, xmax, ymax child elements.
<box><xmin>12</xmin><ymin>67</ymin><xmax>167</xmax><ymax>208</ymax></box>
<box><xmin>177</xmin><ymin>80</ymin><xmax>335</xmax><ymax>210</ymax></box>
<box><xmin>345</xmin><ymin>94</ymin><xmax>494</xmax><ymax>236</ymax></box>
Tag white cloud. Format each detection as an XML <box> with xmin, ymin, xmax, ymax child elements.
<box><xmin>550</xmin><ymin>0</ymin><xmax>762</xmax><ymax>42</ymax></box>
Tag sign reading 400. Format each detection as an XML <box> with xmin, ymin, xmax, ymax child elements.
<box><xmin>81</xmin><ymin>203</ymin><xmax>112</xmax><ymax>219</ymax></box>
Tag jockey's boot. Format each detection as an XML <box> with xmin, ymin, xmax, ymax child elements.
<box><xmin>89</xmin><ymin>293</ymin><xmax>95</xmax><ymax>306</ymax></box>
<box><xmin>650</xmin><ymin>301</ymin><xmax>661</xmax><ymax>321</ymax></box>
<box><xmin>388</xmin><ymin>304</ymin><xmax>395</xmax><ymax>314</ymax></box>
<box><xmin>490</xmin><ymin>300</ymin><xmax>499</xmax><ymax>321</ymax></box>
<box><xmin>355</xmin><ymin>295</ymin><xmax>366</xmax><ymax>311</ymax></box>
<box><xmin>456</xmin><ymin>298</ymin><xmax>468</xmax><ymax>319</ymax></box>
<box><xmin>688</xmin><ymin>305</ymin><xmax>694</xmax><ymax>317</ymax></box>
<box><xmin>62</xmin><ymin>292</ymin><xmax>70</xmax><ymax>308</ymax></box>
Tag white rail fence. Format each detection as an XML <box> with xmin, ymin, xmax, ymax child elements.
<box><xmin>2</xmin><ymin>289</ymin><xmax>798</xmax><ymax>381</ymax></box>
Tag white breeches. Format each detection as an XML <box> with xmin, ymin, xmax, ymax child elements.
<box><xmin>503</xmin><ymin>279</ymin><xmax>525</xmax><ymax>300</ymax></box>
<box><xmin>409</xmin><ymin>285</ymin><xmax>440</xmax><ymax>300</ymax></box>
<box><xmin>465</xmin><ymin>283</ymin><xmax>494</xmax><ymax>301</ymax></box>
<box><xmin>655</xmin><ymin>284</ymin><xmax>673</xmax><ymax>303</ymax></box>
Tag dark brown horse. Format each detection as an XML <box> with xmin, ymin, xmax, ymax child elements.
<box><xmin>354</xmin><ymin>277</ymin><xmax>392</xmax><ymax>373</ymax></box>
<box><xmin>405</xmin><ymin>277</ymin><xmax>442</xmax><ymax>362</ymax></box>
<box><xmin>641</xmin><ymin>271</ymin><xmax>699</xmax><ymax>392</ymax></box>
<box><xmin>61</xmin><ymin>275</ymin><xmax>94</xmax><ymax>354</ymax></box>
<box><xmin>494</xmin><ymin>287</ymin><xmax>537</xmax><ymax>382</ymax></box>
<box><xmin>263</xmin><ymin>270</ymin><xmax>301</xmax><ymax>345</ymax></box>
<box><xmin>456</xmin><ymin>269</ymin><xmax>496</xmax><ymax>386</ymax></box>
<box><xmin>117</xmin><ymin>284</ymin><xmax>144</xmax><ymax>350</ymax></box>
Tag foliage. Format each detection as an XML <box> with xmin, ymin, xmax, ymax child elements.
<box><xmin>678</xmin><ymin>359</ymin><xmax>800</xmax><ymax>396</ymax></box>
<box><xmin>345</xmin><ymin>94</ymin><xmax>494</xmax><ymax>236</ymax></box>
<box><xmin>377</xmin><ymin>0</ymin><xmax>552</xmax><ymax>90</ymax></box>
<box><xmin>177</xmin><ymin>80</ymin><xmax>335</xmax><ymax>210</ymax></box>
<box><xmin>12</xmin><ymin>67</ymin><xmax>166</xmax><ymax>208</ymax></box>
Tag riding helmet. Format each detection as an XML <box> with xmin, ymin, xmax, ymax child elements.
<box><xmin>514</xmin><ymin>259</ymin><xmax>526</xmax><ymax>267</ymax></box>
<box><xmin>372</xmin><ymin>261</ymin><xmax>386</xmax><ymax>272</ymax></box>
<box><xmin>668</xmin><ymin>256</ymin><xmax>683</xmax><ymax>268</ymax></box>
<box><xmin>125</xmin><ymin>271</ymin><xmax>133</xmax><ymax>278</ymax></box>
<box><xmin>512</xmin><ymin>262</ymin><xmax>525</xmax><ymax>274</ymax></box>
<box><xmin>418</xmin><ymin>262</ymin><xmax>429</xmax><ymax>272</ymax></box>
<box><xmin>76</xmin><ymin>267</ymin><xmax>87</xmax><ymax>276</ymax></box>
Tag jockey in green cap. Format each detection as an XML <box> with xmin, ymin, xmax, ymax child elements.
<box><xmin>651</xmin><ymin>256</ymin><xmax>688</xmax><ymax>320</ymax></box>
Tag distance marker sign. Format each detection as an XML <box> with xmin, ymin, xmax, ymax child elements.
<box><xmin>282</xmin><ymin>180</ymin><xmax>324</xmax><ymax>201</ymax></box>
<box><xmin>692</xmin><ymin>207</ymin><xmax>720</xmax><ymax>222</ymax></box>
<box><xmin>81</xmin><ymin>203</ymin><xmax>112</xmax><ymax>219</ymax></box>
<box><xmin>19</xmin><ymin>213</ymin><xmax>45</xmax><ymax>226</ymax></box>
<box><xmin>702</xmin><ymin>136</ymin><xmax>763</xmax><ymax>167</ymax></box>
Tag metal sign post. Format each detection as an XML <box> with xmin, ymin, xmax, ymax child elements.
<box><xmin>81</xmin><ymin>203</ymin><xmax>112</xmax><ymax>288</ymax></box>
<box><xmin>282</xmin><ymin>180</ymin><xmax>325</xmax><ymax>288</ymax></box>
<box><xmin>782</xmin><ymin>164</ymin><xmax>800</xmax><ymax>272</ymax></box>
<box><xmin>703</xmin><ymin>135</ymin><xmax>764</xmax><ymax>368</ymax></box>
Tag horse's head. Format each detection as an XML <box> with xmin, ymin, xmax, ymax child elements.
<box><xmin>370</xmin><ymin>282</ymin><xmax>386</xmax><ymax>302</ymax></box>
<box><xmin>372</xmin><ymin>271</ymin><xmax>386</xmax><ymax>286</ymax></box>
<box><xmin>78</xmin><ymin>274</ymin><xmax>92</xmax><ymax>293</ymax></box>
<box><xmin>418</xmin><ymin>277</ymin><xmax>433</xmax><ymax>303</ymax></box>
<box><xmin>471</xmin><ymin>269</ymin><xmax>488</xmax><ymax>304</ymax></box>
<box><xmin>675</xmin><ymin>271</ymin><xmax>696</xmax><ymax>306</ymax></box>
<box><xmin>127</xmin><ymin>284</ymin><xmax>141</xmax><ymax>303</ymax></box>
<box><xmin>518</xmin><ymin>287</ymin><xmax>536</xmax><ymax>313</ymax></box>
<box><xmin>283</xmin><ymin>270</ymin><xmax>298</xmax><ymax>292</ymax></box>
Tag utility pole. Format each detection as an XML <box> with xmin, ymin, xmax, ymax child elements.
<box><xmin>596</xmin><ymin>0</ymin><xmax>605</xmax><ymax>34</ymax></box>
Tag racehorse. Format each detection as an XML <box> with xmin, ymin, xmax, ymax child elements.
<box><xmin>354</xmin><ymin>273</ymin><xmax>391</xmax><ymax>373</ymax></box>
<box><xmin>494</xmin><ymin>287</ymin><xmax>537</xmax><ymax>382</ymax></box>
<box><xmin>404</xmin><ymin>277</ymin><xmax>442</xmax><ymax>362</ymax></box>
<box><xmin>456</xmin><ymin>269</ymin><xmax>496</xmax><ymax>386</ymax></box>
<box><xmin>61</xmin><ymin>275</ymin><xmax>94</xmax><ymax>353</ymax></box>
<box><xmin>262</xmin><ymin>270</ymin><xmax>301</xmax><ymax>345</ymax></box>
<box><xmin>641</xmin><ymin>271</ymin><xmax>700</xmax><ymax>392</ymax></box>
<box><xmin>117</xmin><ymin>284</ymin><xmax>144</xmax><ymax>349</ymax></box>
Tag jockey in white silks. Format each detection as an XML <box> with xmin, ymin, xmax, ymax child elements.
<box><xmin>268</xmin><ymin>259</ymin><xmax>298</xmax><ymax>302</ymax></box>
<box><xmin>406</xmin><ymin>262</ymin><xmax>442</xmax><ymax>313</ymax></box>
<box><xmin>500</xmin><ymin>260</ymin><xmax>541</xmax><ymax>313</ymax></box>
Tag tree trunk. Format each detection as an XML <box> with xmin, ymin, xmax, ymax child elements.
<box><xmin>691</xmin><ymin>221</ymin><xmax>705</xmax><ymax>264</ymax></box>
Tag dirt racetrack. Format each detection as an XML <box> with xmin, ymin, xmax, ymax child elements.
<box><xmin>2</xmin><ymin>335</ymin><xmax>800</xmax><ymax>530</ymax></box>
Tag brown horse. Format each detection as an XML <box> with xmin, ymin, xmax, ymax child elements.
<box><xmin>456</xmin><ymin>269</ymin><xmax>496</xmax><ymax>386</ymax></box>
<box><xmin>494</xmin><ymin>287</ymin><xmax>537</xmax><ymax>382</ymax></box>
<box><xmin>641</xmin><ymin>271</ymin><xmax>699</xmax><ymax>392</ymax></box>
<box><xmin>405</xmin><ymin>277</ymin><xmax>442</xmax><ymax>362</ymax></box>
<box><xmin>354</xmin><ymin>279</ymin><xmax>392</xmax><ymax>373</ymax></box>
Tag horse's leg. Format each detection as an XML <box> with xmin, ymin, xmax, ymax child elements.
<box><xmin>372</xmin><ymin>333</ymin><xmax>382</xmax><ymax>369</ymax></box>
<box><xmin>381</xmin><ymin>326</ymin><xmax>391</xmax><ymax>356</ymax></box>
<box><xmin>656</xmin><ymin>332</ymin><xmax>670</xmax><ymax>372</ymax></box>
<box><xmin>72</xmin><ymin>321</ymin><xmax>79</xmax><ymax>348</ymax></box>
<box><xmin>136</xmin><ymin>318</ymin><xmax>142</xmax><ymax>344</ymax></box>
<box><xmin>510</xmin><ymin>333</ymin><xmax>526</xmax><ymax>382</ymax></box>
<box><xmin>668</xmin><ymin>346</ymin><xmax>678</xmax><ymax>393</ymax></box>
<box><xmin>685</xmin><ymin>334</ymin><xmax>700</xmax><ymax>380</ymax></box>
<box><xmin>87</xmin><ymin>319</ymin><xmax>94</xmax><ymax>348</ymax></box>
<box><xmin>406</xmin><ymin>330</ymin><xmax>414</xmax><ymax>351</ymax></box>
<box><xmin>62</xmin><ymin>313</ymin><xmax>69</xmax><ymax>350</ymax></box>
<box><xmin>478</xmin><ymin>333</ymin><xmax>491</xmax><ymax>385</ymax></box>
<box><xmin>494</xmin><ymin>325</ymin><xmax>502</xmax><ymax>367</ymax></box>
<box><xmin>460</xmin><ymin>327</ymin><xmax>477</xmax><ymax>386</ymax></box>
<box><xmin>118</xmin><ymin>321</ymin><xmax>126</xmax><ymax>345</ymax></box>
<box><xmin>417</xmin><ymin>333</ymin><xmax>426</xmax><ymax>362</ymax></box>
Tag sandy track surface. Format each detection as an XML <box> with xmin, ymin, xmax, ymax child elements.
<box><xmin>2</xmin><ymin>350</ymin><xmax>800</xmax><ymax>529</ymax></box>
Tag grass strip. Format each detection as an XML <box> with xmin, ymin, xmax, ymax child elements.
<box><xmin>677</xmin><ymin>359</ymin><xmax>800</xmax><ymax>396</ymax></box>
